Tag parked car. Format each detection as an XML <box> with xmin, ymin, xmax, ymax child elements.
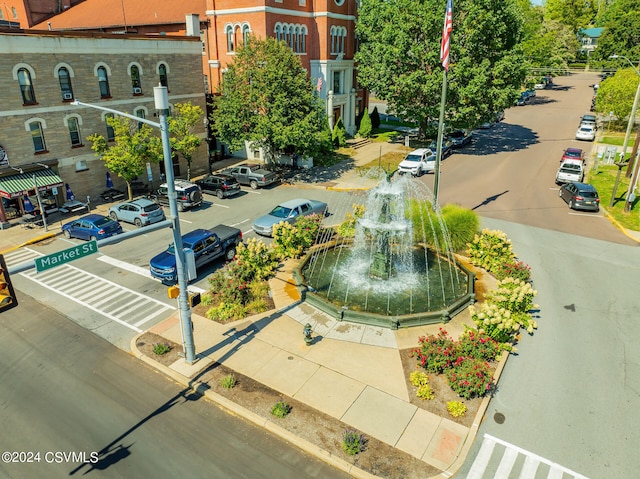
<box><xmin>252</xmin><ymin>198</ymin><xmax>328</xmax><ymax>237</ymax></box>
<box><xmin>223</xmin><ymin>163</ymin><xmax>278</xmax><ymax>190</ymax></box>
<box><xmin>149</xmin><ymin>225</ymin><xmax>243</xmax><ymax>284</ymax></box>
<box><xmin>561</xmin><ymin>148</ymin><xmax>585</xmax><ymax>165</ymax></box>
<box><xmin>152</xmin><ymin>180</ymin><xmax>203</xmax><ymax>212</ymax></box>
<box><xmin>62</xmin><ymin>214</ymin><xmax>123</xmax><ymax>241</ymax></box>
<box><xmin>427</xmin><ymin>138</ymin><xmax>454</xmax><ymax>158</ymax></box>
<box><xmin>478</xmin><ymin>111</ymin><xmax>504</xmax><ymax>129</ymax></box>
<box><xmin>195</xmin><ymin>174</ymin><xmax>241</xmax><ymax>199</ymax></box>
<box><xmin>447</xmin><ymin>129</ymin><xmax>473</xmax><ymax>148</ymax></box>
<box><xmin>108</xmin><ymin>198</ymin><xmax>165</xmax><ymax>227</ymax></box>
<box><xmin>397</xmin><ymin>148</ymin><xmax>435</xmax><ymax>176</ymax></box>
<box><xmin>558</xmin><ymin>182</ymin><xmax>600</xmax><ymax>212</ymax></box>
<box><xmin>576</xmin><ymin>124</ymin><xmax>596</xmax><ymax>141</ymax></box>
<box><xmin>515</xmin><ymin>92</ymin><xmax>528</xmax><ymax>106</ymax></box>
<box><xmin>581</xmin><ymin>114</ymin><xmax>597</xmax><ymax>125</ymax></box>
<box><xmin>555</xmin><ymin>162</ymin><xmax>584</xmax><ymax>184</ymax></box>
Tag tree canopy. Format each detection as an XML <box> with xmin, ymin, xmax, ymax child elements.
<box><xmin>595</xmin><ymin>68</ymin><xmax>640</xmax><ymax>122</ymax></box>
<box><xmin>355</xmin><ymin>0</ymin><xmax>527</xmax><ymax>136</ymax></box>
<box><xmin>589</xmin><ymin>0</ymin><xmax>640</xmax><ymax>67</ymax></box>
<box><xmin>168</xmin><ymin>102</ymin><xmax>203</xmax><ymax>180</ymax></box>
<box><xmin>211</xmin><ymin>37</ymin><xmax>329</xmax><ymax>161</ymax></box>
<box><xmin>88</xmin><ymin>116</ymin><xmax>162</xmax><ymax>200</ymax></box>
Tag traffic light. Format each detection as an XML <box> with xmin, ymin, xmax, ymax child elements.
<box><xmin>188</xmin><ymin>292</ymin><xmax>201</xmax><ymax>308</ymax></box>
<box><xmin>0</xmin><ymin>254</ymin><xmax>18</xmax><ymax>313</ymax></box>
<box><xmin>167</xmin><ymin>285</ymin><xmax>180</xmax><ymax>299</ymax></box>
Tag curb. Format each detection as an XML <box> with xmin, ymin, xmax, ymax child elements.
<box><xmin>600</xmin><ymin>206</ymin><xmax>640</xmax><ymax>244</ymax></box>
<box><xmin>0</xmin><ymin>231</ymin><xmax>58</xmax><ymax>255</ymax></box>
<box><xmin>129</xmin><ymin>333</ymin><xmax>381</xmax><ymax>479</ymax></box>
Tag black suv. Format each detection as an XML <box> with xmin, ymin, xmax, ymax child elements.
<box><xmin>195</xmin><ymin>174</ymin><xmax>241</xmax><ymax>199</ymax></box>
<box><xmin>153</xmin><ymin>180</ymin><xmax>203</xmax><ymax>212</ymax></box>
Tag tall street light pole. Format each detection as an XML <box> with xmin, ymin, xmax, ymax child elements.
<box><xmin>72</xmin><ymin>86</ymin><xmax>196</xmax><ymax>363</ymax></box>
<box><xmin>609</xmin><ymin>55</ymin><xmax>640</xmax><ymax>212</ymax></box>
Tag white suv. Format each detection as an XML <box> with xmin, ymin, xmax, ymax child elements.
<box><xmin>397</xmin><ymin>148</ymin><xmax>435</xmax><ymax>176</ymax></box>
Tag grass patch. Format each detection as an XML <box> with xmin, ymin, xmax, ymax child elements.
<box><xmin>600</xmin><ymin>135</ymin><xmax>625</xmax><ymax>146</ymax></box>
<box><xmin>371</xmin><ymin>129</ymin><xmax>401</xmax><ymax>142</ymax></box>
<box><xmin>356</xmin><ymin>149</ymin><xmax>411</xmax><ymax>174</ymax></box>
<box><xmin>587</xmin><ymin>165</ymin><xmax>640</xmax><ymax>231</ymax></box>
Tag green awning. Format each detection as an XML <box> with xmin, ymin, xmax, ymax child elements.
<box><xmin>0</xmin><ymin>169</ymin><xmax>64</xmax><ymax>199</ymax></box>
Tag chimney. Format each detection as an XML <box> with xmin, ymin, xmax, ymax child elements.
<box><xmin>185</xmin><ymin>14</ymin><xmax>199</xmax><ymax>37</ymax></box>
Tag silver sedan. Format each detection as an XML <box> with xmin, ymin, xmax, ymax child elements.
<box><xmin>252</xmin><ymin>198</ymin><xmax>328</xmax><ymax>237</ymax></box>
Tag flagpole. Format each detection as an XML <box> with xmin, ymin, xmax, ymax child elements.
<box><xmin>433</xmin><ymin>70</ymin><xmax>448</xmax><ymax>208</ymax></box>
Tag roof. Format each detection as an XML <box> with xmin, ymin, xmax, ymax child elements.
<box><xmin>34</xmin><ymin>0</ymin><xmax>206</xmax><ymax>31</ymax></box>
<box><xmin>580</xmin><ymin>27</ymin><xmax>604</xmax><ymax>38</ymax></box>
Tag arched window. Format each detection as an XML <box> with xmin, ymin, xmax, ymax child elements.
<box><xmin>158</xmin><ymin>64</ymin><xmax>168</xmax><ymax>88</ymax></box>
<box><xmin>68</xmin><ymin>117</ymin><xmax>82</xmax><ymax>146</ymax></box>
<box><xmin>135</xmin><ymin>108</ymin><xmax>146</xmax><ymax>130</ymax></box>
<box><xmin>301</xmin><ymin>26</ymin><xmax>307</xmax><ymax>53</ymax></box>
<box><xmin>242</xmin><ymin>24</ymin><xmax>251</xmax><ymax>46</ymax></box>
<box><xmin>288</xmin><ymin>25</ymin><xmax>295</xmax><ymax>49</ymax></box>
<box><xmin>274</xmin><ymin>24</ymin><xmax>282</xmax><ymax>42</ymax></box>
<box><xmin>58</xmin><ymin>67</ymin><xmax>73</xmax><ymax>101</ymax></box>
<box><xmin>29</xmin><ymin>122</ymin><xmax>46</xmax><ymax>152</ymax></box>
<box><xmin>11</xmin><ymin>7</ymin><xmax>17</xmax><ymax>19</ymax></box>
<box><xmin>18</xmin><ymin>68</ymin><xmax>36</xmax><ymax>105</ymax></box>
<box><xmin>97</xmin><ymin>66</ymin><xmax>110</xmax><ymax>98</ymax></box>
<box><xmin>330</xmin><ymin>26</ymin><xmax>337</xmax><ymax>54</ymax></box>
<box><xmin>131</xmin><ymin>65</ymin><xmax>142</xmax><ymax>94</ymax></box>
<box><xmin>105</xmin><ymin>113</ymin><xmax>115</xmax><ymax>141</ymax></box>
<box><xmin>225</xmin><ymin>25</ymin><xmax>234</xmax><ymax>52</ymax></box>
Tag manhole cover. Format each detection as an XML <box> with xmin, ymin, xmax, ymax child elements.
<box><xmin>288</xmin><ymin>356</ymin><xmax>294</xmax><ymax>360</ymax></box>
<box><xmin>494</xmin><ymin>412</ymin><xmax>505</xmax><ymax>424</ymax></box>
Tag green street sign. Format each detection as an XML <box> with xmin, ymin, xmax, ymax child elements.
<box><xmin>35</xmin><ymin>240</ymin><xmax>98</xmax><ymax>272</ymax></box>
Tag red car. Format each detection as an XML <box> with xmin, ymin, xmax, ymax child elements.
<box><xmin>561</xmin><ymin>147</ymin><xmax>585</xmax><ymax>164</ymax></box>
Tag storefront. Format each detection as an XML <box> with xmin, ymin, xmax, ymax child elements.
<box><xmin>0</xmin><ymin>168</ymin><xmax>64</xmax><ymax>225</ymax></box>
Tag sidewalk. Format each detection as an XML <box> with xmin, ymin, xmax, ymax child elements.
<box><xmin>133</xmin><ymin>259</ymin><xmax>504</xmax><ymax>479</ymax></box>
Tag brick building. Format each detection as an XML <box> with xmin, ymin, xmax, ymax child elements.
<box><xmin>0</xmin><ymin>29</ymin><xmax>207</xmax><ymax>225</ymax></box>
<box><xmin>35</xmin><ymin>0</ymin><xmax>365</xmax><ymax>140</ymax></box>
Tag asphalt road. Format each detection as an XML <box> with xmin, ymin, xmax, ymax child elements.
<box><xmin>0</xmin><ymin>294</ymin><xmax>352</xmax><ymax>479</ymax></box>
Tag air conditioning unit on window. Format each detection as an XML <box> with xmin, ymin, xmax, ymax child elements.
<box><xmin>133</xmin><ymin>87</ymin><xmax>142</xmax><ymax>94</ymax></box>
<box><xmin>62</xmin><ymin>92</ymin><xmax>73</xmax><ymax>100</ymax></box>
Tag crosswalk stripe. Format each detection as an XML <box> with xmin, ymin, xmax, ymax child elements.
<box><xmin>467</xmin><ymin>435</ymin><xmax>496</xmax><ymax>479</ymax></box>
<box><xmin>519</xmin><ymin>455</ymin><xmax>540</xmax><ymax>478</ymax></box>
<box><xmin>495</xmin><ymin>447</ymin><xmax>518</xmax><ymax>478</ymax></box>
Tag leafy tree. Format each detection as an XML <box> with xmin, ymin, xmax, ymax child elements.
<box><xmin>544</xmin><ymin>0</ymin><xmax>598</xmax><ymax>34</ymax></box>
<box><xmin>168</xmin><ymin>102</ymin><xmax>203</xmax><ymax>180</ymax></box>
<box><xmin>332</xmin><ymin>117</ymin><xmax>347</xmax><ymax>147</ymax></box>
<box><xmin>590</xmin><ymin>0</ymin><xmax>640</xmax><ymax>67</ymax></box>
<box><xmin>211</xmin><ymin>37</ymin><xmax>327</xmax><ymax>162</ymax></box>
<box><xmin>358</xmin><ymin>107</ymin><xmax>373</xmax><ymax>138</ymax></box>
<box><xmin>355</xmin><ymin>0</ymin><xmax>527</xmax><ymax>137</ymax></box>
<box><xmin>88</xmin><ymin>116</ymin><xmax>162</xmax><ymax>200</ymax></box>
<box><xmin>521</xmin><ymin>20</ymin><xmax>580</xmax><ymax>75</ymax></box>
<box><xmin>595</xmin><ymin>68</ymin><xmax>640</xmax><ymax>123</ymax></box>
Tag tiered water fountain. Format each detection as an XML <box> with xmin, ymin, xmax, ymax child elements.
<box><xmin>295</xmin><ymin>172</ymin><xmax>474</xmax><ymax>329</ymax></box>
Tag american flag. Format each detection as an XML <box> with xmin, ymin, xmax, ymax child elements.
<box><xmin>440</xmin><ymin>0</ymin><xmax>453</xmax><ymax>71</ymax></box>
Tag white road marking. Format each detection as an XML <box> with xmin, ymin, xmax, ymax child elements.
<box><xmin>97</xmin><ymin>255</ymin><xmax>154</xmax><ymax>279</ymax></box>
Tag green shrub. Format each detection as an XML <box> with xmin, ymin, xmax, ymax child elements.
<box><xmin>153</xmin><ymin>342</ymin><xmax>171</xmax><ymax>355</ymax></box>
<box><xmin>446</xmin><ymin>357</ymin><xmax>494</xmax><ymax>399</ymax></box>
<box><xmin>270</xmin><ymin>401</ymin><xmax>291</xmax><ymax>418</ymax></box>
<box><xmin>342</xmin><ymin>429</ymin><xmax>366</xmax><ymax>455</ymax></box>
<box><xmin>370</xmin><ymin>106</ymin><xmax>381</xmax><ymax>129</ymax></box>
<box><xmin>466</xmin><ymin>228</ymin><xmax>516</xmax><ymax>272</ymax></box>
<box><xmin>468</xmin><ymin>302</ymin><xmax>535</xmax><ymax>342</ymax></box>
<box><xmin>440</xmin><ymin>203</ymin><xmax>480</xmax><ymax>252</ymax></box>
<box><xmin>337</xmin><ymin>204</ymin><xmax>365</xmax><ymax>238</ymax></box>
<box><xmin>235</xmin><ymin>239</ymin><xmax>279</xmax><ymax>281</ymax></box>
<box><xmin>493</xmin><ymin>261</ymin><xmax>531</xmax><ymax>282</ymax></box>
<box><xmin>412</xmin><ymin>328</ymin><xmax>458</xmax><ymax>374</ymax></box>
<box><xmin>220</xmin><ymin>374</ymin><xmax>237</xmax><ymax>389</ymax></box>
<box><xmin>272</xmin><ymin>214</ymin><xmax>323</xmax><ymax>259</ymax></box>
<box><xmin>458</xmin><ymin>329</ymin><xmax>508</xmax><ymax>361</ymax></box>
<box><xmin>332</xmin><ymin>117</ymin><xmax>347</xmax><ymax>147</ymax></box>
<box><xmin>416</xmin><ymin>383</ymin><xmax>435</xmax><ymax>400</ymax></box>
<box><xmin>485</xmin><ymin>277</ymin><xmax>538</xmax><ymax>315</ymax></box>
<box><xmin>358</xmin><ymin>107</ymin><xmax>372</xmax><ymax>138</ymax></box>
<box><xmin>447</xmin><ymin>401</ymin><xmax>467</xmax><ymax>418</ymax></box>
<box><xmin>206</xmin><ymin>301</ymin><xmax>246</xmax><ymax>323</ymax></box>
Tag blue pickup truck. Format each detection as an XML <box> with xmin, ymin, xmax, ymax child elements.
<box><xmin>150</xmin><ymin>225</ymin><xmax>242</xmax><ymax>284</ymax></box>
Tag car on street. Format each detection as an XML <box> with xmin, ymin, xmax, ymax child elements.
<box><xmin>152</xmin><ymin>180</ymin><xmax>203</xmax><ymax>212</ymax></box>
<box><xmin>62</xmin><ymin>214</ymin><xmax>123</xmax><ymax>241</ymax></box>
<box><xmin>397</xmin><ymin>148</ymin><xmax>435</xmax><ymax>176</ymax></box>
<box><xmin>447</xmin><ymin>129</ymin><xmax>473</xmax><ymax>148</ymax></box>
<box><xmin>555</xmin><ymin>162</ymin><xmax>584</xmax><ymax>184</ymax></box>
<box><xmin>195</xmin><ymin>174</ymin><xmax>241</xmax><ymax>199</ymax></box>
<box><xmin>558</xmin><ymin>182</ymin><xmax>600</xmax><ymax>212</ymax></box>
<box><xmin>150</xmin><ymin>225</ymin><xmax>243</xmax><ymax>284</ymax></box>
<box><xmin>515</xmin><ymin>92</ymin><xmax>528</xmax><ymax>106</ymax></box>
<box><xmin>581</xmin><ymin>114</ymin><xmax>597</xmax><ymax>125</ymax></box>
<box><xmin>427</xmin><ymin>138</ymin><xmax>454</xmax><ymax>158</ymax></box>
<box><xmin>576</xmin><ymin>124</ymin><xmax>596</xmax><ymax>141</ymax></box>
<box><xmin>223</xmin><ymin>163</ymin><xmax>278</xmax><ymax>190</ymax></box>
<box><xmin>108</xmin><ymin>198</ymin><xmax>165</xmax><ymax>227</ymax></box>
<box><xmin>561</xmin><ymin>147</ymin><xmax>585</xmax><ymax>165</ymax></box>
<box><xmin>252</xmin><ymin>198</ymin><xmax>328</xmax><ymax>237</ymax></box>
